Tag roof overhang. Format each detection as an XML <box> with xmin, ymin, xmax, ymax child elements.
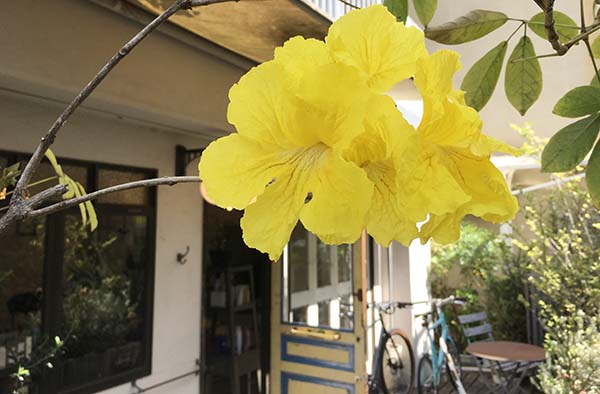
<box><xmin>126</xmin><ymin>0</ymin><xmax>331</xmax><ymax>63</ymax></box>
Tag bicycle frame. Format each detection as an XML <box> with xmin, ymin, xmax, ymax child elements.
<box><xmin>422</xmin><ymin>310</ymin><xmax>450</xmax><ymax>386</ymax></box>
<box><xmin>369</xmin><ymin>310</ymin><xmax>392</xmax><ymax>393</ymax></box>
<box><xmin>420</xmin><ymin>300</ymin><xmax>466</xmax><ymax>394</ymax></box>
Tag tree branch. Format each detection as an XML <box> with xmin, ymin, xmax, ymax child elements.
<box><xmin>544</xmin><ymin>0</ymin><xmax>568</xmax><ymax>55</ymax></box>
<box><xmin>0</xmin><ymin>0</ymin><xmax>233</xmax><ymax>235</ymax></box>
<box><xmin>9</xmin><ymin>0</ymin><xmax>192</xmax><ymax>206</ymax></box>
<box><xmin>28</xmin><ymin>176</ymin><xmax>201</xmax><ymax>219</ymax></box>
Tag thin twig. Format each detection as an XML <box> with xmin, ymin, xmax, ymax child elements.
<box><xmin>0</xmin><ymin>0</ymin><xmax>233</xmax><ymax>234</ymax></box>
<box><xmin>510</xmin><ymin>52</ymin><xmax>561</xmax><ymax>63</ymax></box>
<box><xmin>580</xmin><ymin>0</ymin><xmax>600</xmax><ymax>85</ymax></box>
<box><xmin>507</xmin><ymin>21</ymin><xmax>525</xmax><ymax>42</ymax></box>
<box><xmin>335</xmin><ymin>0</ymin><xmax>360</xmax><ymax>10</ymax></box>
<box><xmin>9</xmin><ymin>0</ymin><xmax>191</xmax><ymax>206</ymax></box>
<box><xmin>3</xmin><ymin>176</ymin><xmax>58</xmax><ymax>197</ymax></box>
<box><xmin>584</xmin><ymin>39</ymin><xmax>600</xmax><ymax>84</ymax></box>
<box><xmin>28</xmin><ymin>176</ymin><xmax>201</xmax><ymax>219</ymax></box>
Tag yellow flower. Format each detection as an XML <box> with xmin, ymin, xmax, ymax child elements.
<box><xmin>199</xmin><ymin>53</ymin><xmax>374</xmax><ymax>260</ymax></box>
<box><xmin>326</xmin><ymin>4</ymin><xmax>428</xmax><ymax>93</ymax></box>
<box><xmin>199</xmin><ymin>5</ymin><xmax>520</xmax><ymax>257</ymax></box>
<box><xmin>406</xmin><ymin>50</ymin><xmax>518</xmax><ymax>244</ymax></box>
<box><xmin>344</xmin><ymin>95</ymin><xmax>418</xmax><ymax>246</ymax></box>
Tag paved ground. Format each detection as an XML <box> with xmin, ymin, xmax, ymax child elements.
<box><xmin>436</xmin><ymin>370</ymin><xmax>539</xmax><ymax>394</ymax></box>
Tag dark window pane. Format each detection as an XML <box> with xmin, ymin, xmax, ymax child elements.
<box><xmin>289</xmin><ymin>225</ymin><xmax>308</xmax><ymax>293</ymax></box>
<box><xmin>0</xmin><ymin>220</ymin><xmax>45</xmax><ymax>391</ymax></box>
<box><xmin>97</xmin><ymin>169</ymin><xmax>149</xmax><ymax>205</ymax></box>
<box><xmin>317</xmin><ymin>240</ymin><xmax>331</xmax><ymax>287</ymax></box>
<box><xmin>59</xmin><ymin>213</ymin><xmax>149</xmax><ymax>388</ymax></box>
<box><xmin>337</xmin><ymin>245</ymin><xmax>352</xmax><ymax>283</ymax></box>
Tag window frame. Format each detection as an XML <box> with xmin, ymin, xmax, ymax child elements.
<box><xmin>0</xmin><ymin>150</ymin><xmax>157</xmax><ymax>394</ymax></box>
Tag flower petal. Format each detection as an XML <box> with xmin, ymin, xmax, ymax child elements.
<box><xmin>345</xmin><ymin>95</ymin><xmax>419</xmax><ymax>245</ymax></box>
<box><xmin>199</xmin><ymin>133</ymin><xmax>281</xmax><ymax>210</ymax></box>
<box><xmin>400</xmin><ymin>143</ymin><xmax>472</xmax><ymax>220</ymax></box>
<box><xmin>273</xmin><ymin>36</ymin><xmax>332</xmax><ymax>87</ymax></box>
<box><xmin>419</xmin><ymin>152</ymin><xmax>518</xmax><ymax>244</ymax></box>
<box><xmin>227</xmin><ymin>61</ymin><xmax>318</xmax><ymax>148</ymax></box>
<box><xmin>295</xmin><ymin>63</ymin><xmax>373</xmax><ymax>149</ymax></box>
<box><xmin>326</xmin><ymin>4</ymin><xmax>427</xmax><ymax>93</ymax></box>
<box><xmin>300</xmin><ymin>152</ymin><xmax>374</xmax><ymax>245</ymax></box>
<box><xmin>241</xmin><ymin>167</ymin><xmax>308</xmax><ymax>261</ymax></box>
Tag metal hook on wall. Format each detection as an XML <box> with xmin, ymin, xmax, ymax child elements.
<box><xmin>176</xmin><ymin>246</ymin><xmax>190</xmax><ymax>265</ymax></box>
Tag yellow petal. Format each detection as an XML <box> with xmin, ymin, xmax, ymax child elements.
<box><xmin>326</xmin><ymin>5</ymin><xmax>428</xmax><ymax>93</ymax></box>
<box><xmin>199</xmin><ymin>133</ymin><xmax>281</xmax><ymax>210</ymax></box>
<box><xmin>419</xmin><ymin>152</ymin><xmax>518</xmax><ymax>244</ymax></box>
<box><xmin>227</xmin><ymin>61</ymin><xmax>318</xmax><ymax>148</ymax></box>
<box><xmin>414</xmin><ymin>50</ymin><xmax>460</xmax><ymax>99</ymax></box>
<box><xmin>400</xmin><ymin>143</ymin><xmax>471</xmax><ymax>220</ymax></box>
<box><xmin>344</xmin><ymin>95</ymin><xmax>419</xmax><ymax>245</ymax></box>
<box><xmin>295</xmin><ymin>63</ymin><xmax>372</xmax><ymax>149</ymax></box>
<box><xmin>273</xmin><ymin>36</ymin><xmax>332</xmax><ymax>87</ymax></box>
<box><xmin>300</xmin><ymin>152</ymin><xmax>373</xmax><ymax>245</ymax></box>
<box><xmin>415</xmin><ymin>51</ymin><xmax>484</xmax><ymax>147</ymax></box>
<box><xmin>241</xmin><ymin>165</ymin><xmax>309</xmax><ymax>261</ymax></box>
<box><xmin>470</xmin><ymin>134</ymin><xmax>523</xmax><ymax>157</ymax></box>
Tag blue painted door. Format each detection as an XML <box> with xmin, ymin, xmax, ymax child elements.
<box><xmin>270</xmin><ymin>226</ymin><xmax>366</xmax><ymax>394</ymax></box>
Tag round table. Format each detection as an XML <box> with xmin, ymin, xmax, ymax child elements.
<box><xmin>466</xmin><ymin>341</ymin><xmax>545</xmax><ymax>394</ymax></box>
<box><xmin>467</xmin><ymin>340</ymin><xmax>545</xmax><ymax>362</ymax></box>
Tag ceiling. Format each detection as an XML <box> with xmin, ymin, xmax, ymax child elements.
<box><xmin>127</xmin><ymin>0</ymin><xmax>331</xmax><ymax>63</ymax></box>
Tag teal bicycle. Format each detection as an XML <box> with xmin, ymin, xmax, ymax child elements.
<box><xmin>417</xmin><ymin>296</ymin><xmax>466</xmax><ymax>394</ymax></box>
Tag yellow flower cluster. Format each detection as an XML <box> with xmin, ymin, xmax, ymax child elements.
<box><xmin>199</xmin><ymin>5</ymin><xmax>519</xmax><ymax>261</ymax></box>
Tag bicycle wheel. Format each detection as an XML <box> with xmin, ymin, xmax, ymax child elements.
<box><xmin>417</xmin><ymin>354</ymin><xmax>454</xmax><ymax>394</ymax></box>
<box><xmin>443</xmin><ymin>337</ymin><xmax>463</xmax><ymax>391</ymax></box>
<box><xmin>417</xmin><ymin>355</ymin><xmax>435</xmax><ymax>394</ymax></box>
<box><xmin>379</xmin><ymin>329</ymin><xmax>415</xmax><ymax>394</ymax></box>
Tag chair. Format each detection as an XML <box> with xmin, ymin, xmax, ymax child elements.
<box><xmin>458</xmin><ymin>311</ymin><xmax>535</xmax><ymax>394</ymax></box>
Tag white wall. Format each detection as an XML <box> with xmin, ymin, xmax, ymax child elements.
<box><xmin>0</xmin><ymin>1</ymin><xmax>253</xmax><ymax>393</ymax></box>
<box><xmin>422</xmin><ymin>0</ymin><xmax>593</xmax><ymax>146</ymax></box>
<box><xmin>0</xmin><ymin>88</ymin><xmax>209</xmax><ymax>394</ymax></box>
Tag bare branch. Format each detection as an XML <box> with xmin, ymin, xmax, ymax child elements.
<box><xmin>544</xmin><ymin>0</ymin><xmax>568</xmax><ymax>55</ymax></box>
<box><xmin>0</xmin><ymin>0</ymin><xmax>233</xmax><ymax>235</ymax></box>
<box><xmin>10</xmin><ymin>0</ymin><xmax>193</xmax><ymax>205</ymax></box>
<box><xmin>27</xmin><ymin>184</ymin><xmax>69</xmax><ymax>210</ymax></box>
<box><xmin>28</xmin><ymin>176</ymin><xmax>201</xmax><ymax>219</ymax></box>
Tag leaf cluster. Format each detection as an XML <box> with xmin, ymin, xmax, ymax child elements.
<box><xmin>430</xmin><ymin>222</ymin><xmax>529</xmax><ymax>348</ymax></box>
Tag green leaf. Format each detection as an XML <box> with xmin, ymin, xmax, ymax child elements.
<box><xmin>44</xmin><ymin>149</ymin><xmax>65</xmax><ymax>178</ymax></box>
<box><xmin>592</xmin><ymin>36</ymin><xmax>600</xmax><ymax>58</ymax></box>
<box><xmin>413</xmin><ymin>0</ymin><xmax>437</xmax><ymax>26</ymax></box>
<box><xmin>425</xmin><ymin>10</ymin><xmax>508</xmax><ymax>44</ymax></box>
<box><xmin>461</xmin><ymin>41</ymin><xmax>508</xmax><ymax>111</ymax></box>
<box><xmin>1</xmin><ymin>162</ymin><xmax>21</xmax><ymax>190</ymax></box>
<box><xmin>528</xmin><ymin>11</ymin><xmax>578</xmax><ymax>43</ymax></box>
<box><xmin>85</xmin><ymin>200</ymin><xmax>98</xmax><ymax>231</ymax></box>
<box><xmin>384</xmin><ymin>0</ymin><xmax>408</xmax><ymax>22</ymax></box>
<box><xmin>553</xmin><ymin>86</ymin><xmax>600</xmax><ymax>118</ymax></box>
<box><xmin>591</xmin><ymin>75</ymin><xmax>600</xmax><ymax>88</ymax></box>
<box><xmin>541</xmin><ymin>113</ymin><xmax>600</xmax><ymax>172</ymax></box>
<box><xmin>74</xmin><ymin>181</ymin><xmax>88</xmax><ymax>228</ymax></box>
<box><xmin>505</xmin><ymin>36</ymin><xmax>543</xmax><ymax>116</ymax></box>
<box><xmin>586</xmin><ymin>141</ymin><xmax>600</xmax><ymax>206</ymax></box>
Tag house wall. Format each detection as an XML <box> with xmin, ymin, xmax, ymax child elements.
<box><xmin>0</xmin><ymin>1</ymin><xmax>251</xmax><ymax>393</ymax></box>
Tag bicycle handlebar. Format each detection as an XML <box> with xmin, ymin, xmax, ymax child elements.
<box><xmin>414</xmin><ymin>296</ymin><xmax>467</xmax><ymax>318</ymax></box>
<box><xmin>369</xmin><ymin>300</ymin><xmax>429</xmax><ymax>314</ymax></box>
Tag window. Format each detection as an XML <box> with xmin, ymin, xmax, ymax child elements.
<box><xmin>0</xmin><ymin>151</ymin><xmax>156</xmax><ymax>394</ymax></box>
<box><xmin>282</xmin><ymin>224</ymin><xmax>354</xmax><ymax>331</ymax></box>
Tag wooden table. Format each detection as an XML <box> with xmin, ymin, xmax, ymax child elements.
<box><xmin>466</xmin><ymin>341</ymin><xmax>545</xmax><ymax>394</ymax></box>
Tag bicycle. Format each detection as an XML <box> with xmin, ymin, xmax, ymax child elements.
<box><xmin>416</xmin><ymin>296</ymin><xmax>466</xmax><ymax>394</ymax></box>
<box><xmin>368</xmin><ymin>301</ymin><xmax>416</xmax><ymax>394</ymax></box>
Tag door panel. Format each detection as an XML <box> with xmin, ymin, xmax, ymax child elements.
<box><xmin>271</xmin><ymin>226</ymin><xmax>366</xmax><ymax>394</ymax></box>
